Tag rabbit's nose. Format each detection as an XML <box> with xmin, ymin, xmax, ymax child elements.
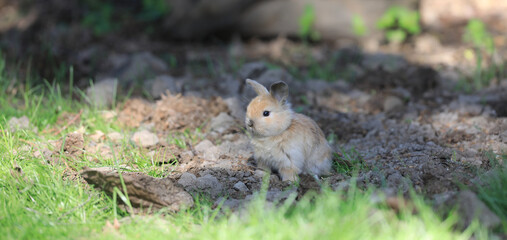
<box><xmin>247</xmin><ymin>119</ymin><xmax>254</xmax><ymax>128</ymax></box>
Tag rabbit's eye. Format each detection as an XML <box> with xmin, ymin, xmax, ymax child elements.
<box><xmin>263</xmin><ymin>111</ymin><xmax>270</xmax><ymax>117</ymax></box>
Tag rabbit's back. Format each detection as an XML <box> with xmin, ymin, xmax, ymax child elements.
<box><xmin>251</xmin><ymin>113</ymin><xmax>332</xmax><ymax>176</ymax></box>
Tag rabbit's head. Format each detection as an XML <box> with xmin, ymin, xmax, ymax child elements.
<box><xmin>245</xmin><ymin>79</ymin><xmax>293</xmax><ymax>137</ymax></box>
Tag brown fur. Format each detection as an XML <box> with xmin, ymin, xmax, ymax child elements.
<box><xmin>245</xmin><ymin>79</ymin><xmax>332</xmax><ymax>181</ymax></box>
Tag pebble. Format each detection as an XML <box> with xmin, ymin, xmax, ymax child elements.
<box><xmin>131</xmin><ymin>130</ymin><xmax>159</xmax><ymax>148</ymax></box>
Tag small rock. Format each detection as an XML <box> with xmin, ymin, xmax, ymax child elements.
<box><xmin>107</xmin><ymin>132</ymin><xmax>123</xmax><ymax>143</ymax></box>
<box><xmin>305</xmin><ymin>79</ymin><xmax>331</xmax><ymax>93</ymax></box>
<box><xmin>131</xmin><ymin>130</ymin><xmax>159</xmax><ymax>148</ymax></box>
<box><xmin>178</xmin><ymin>172</ymin><xmax>197</xmax><ymax>188</ymax></box>
<box><xmin>8</xmin><ymin>116</ymin><xmax>31</xmax><ymax>132</ymax></box>
<box><xmin>265</xmin><ymin>188</ymin><xmax>296</xmax><ymax>202</ymax></box>
<box><xmin>224</xmin><ymin>97</ymin><xmax>246</xmax><ymax>121</ymax></box>
<box><xmin>383</xmin><ymin>96</ymin><xmax>404</xmax><ymax>112</ymax></box>
<box><xmin>414</xmin><ymin>34</ymin><xmax>442</xmax><ymax>54</ymax></box>
<box><xmin>194</xmin><ymin>140</ymin><xmax>215</xmax><ymax>153</ymax></box>
<box><xmin>455</xmin><ymin>190</ymin><xmax>501</xmax><ymax>229</ymax></box>
<box><xmin>209</xmin><ymin>112</ymin><xmax>235</xmax><ymax>134</ymax></box>
<box><xmin>214</xmin><ymin>197</ymin><xmax>245</xmax><ymax>210</ymax></box>
<box><xmin>254</xmin><ymin>170</ymin><xmax>266</xmax><ymax>179</ymax></box>
<box><xmin>88</xmin><ymin>144</ymin><xmax>113</xmax><ymax>160</ymax></box>
<box><xmin>180</xmin><ymin>151</ymin><xmax>194</xmax><ymax>163</ymax></box>
<box><xmin>257</xmin><ymin>69</ymin><xmax>293</xmax><ymax>86</ymax></box>
<box><xmin>100</xmin><ymin>110</ymin><xmax>117</xmax><ymax>121</ymax></box>
<box><xmin>86</xmin><ymin>78</ymin><xmax>118</xmax><ymax>107</ymax></box>
<box><xmin>332</xmin><ymin>181</ymin><xmax>350</xmax><ymax>192</ymax></box>
<box><xmin>144</xmin><ymin>75</ymin><xmax>179</xmax><ymax>98</ymax></box>
<box><xmin>138</xmin><ymin>122</ymin><xmax>155</xmax><ymax>131</ymax></box>
<box><xmin>218</xmin><ymin>74</ymin><xmax>240</xmax><ymax>97</ymax></box>
<box><xmin>362</xmin><ymin>53</ymin><xmax>407</xmax><ymax>73</ymax></box>
<box><xmin>238</xmin><ymin>61</ymin><xmax>267</xmax><ymax>79</ymax></box>
<box><xmin>147</xmin><ymin>150</ymin><xmax>156</xmax><ymax>158</ymax></box>
<box><xmin>196</xmin><ymin>174</ymin><xmax>223</xmax><ymax>198</ymax></box>
<box><xmin>390</xmin><ymin>87</ymin><xmax>411</xmax><ymax>100</ymax></box>
<box><xmin>116</xmin><ymin>52</ymin><xmax>169</xmax><ymax>84</ymax></box>
<box><xmin>203</xmin><ymin>146</ymin><xmax>221</xmax><ymax>161</ymax></box>
<box><xmin>89</xmin><ymin>130</ymin><xmax>105</xmax><ymax>142</ymax></box>
<box><xmin>33</xmin><ymin>148</ymin><xmax>52</xmax><ymax>160</ymax></box>
<box><xmin>433</xmin><ymin>191</ymin><xmax>457</xmax><ymax>207</ymax></box>
<box><xmin>245</xmin><ymin>176</ymin><xmax>255</xmax><ymax>182</ymax></box>
<box><xmin>233</xmin><ymin>181</ymin><xmax>249</xmax><ymax>192</ymax></box>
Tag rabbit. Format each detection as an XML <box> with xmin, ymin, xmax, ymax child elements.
<box><xmin>245</xmin><ymin>79</ymin><xmax>332</xmax><ymax>182</ymax></box>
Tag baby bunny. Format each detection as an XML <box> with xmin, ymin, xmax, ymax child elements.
<box><xmin>245</xmin><ymin>79</ymin><xmax>332</xmax><ymax>182</ymax></box>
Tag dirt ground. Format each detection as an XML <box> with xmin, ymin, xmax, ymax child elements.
<box><xmin>2</xmin><ymin>0</ymin><xmax>506</xmax><ymax>217</ymax></box>
<box><xmin>77</xmin><ymin>54</ymin><xmax>506</xmax><ymax>211</ymax></box>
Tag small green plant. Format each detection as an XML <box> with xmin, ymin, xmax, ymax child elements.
<box><xmin>138</xmin><ymin>0</ymin><xmax>171</xmax><ymax>22</ymax></box>
<box><xmin>299</xmin><ymin>4</ymin><xmax>320</xmax><ymax>41</ymax></box>
<box><xmin>456</xmin><ymin>19</ymin><xmax>505</xmax><ymax>92</ymax></box>
<box><xmin>352</xmin><ymin>14</ymin><xmax>368</xmax><ymax>37</ymax></box>
<box><xmin>334</xmin><ymin>147</ymin><xmax>366</xmax><ymax>174</ymax></box>
<box><xmin>456</xmin><ymin>49</ymin><xmax>505</xmax><ymax>92</ymax></box>
<box><xmin>475</xmin><ymin>154</ymin><xmax>507</xmax><ymax>223</ymax></box>
<box><xmin>463</xmin><ymin>19</ymin><xmax>495</xmax><ymax>54</ymax></box>
<box><xmin>377</xmin><ymin>6</ymin><xmax>421</xmax><ymax>43</ymax></box>
<box><xmin>82</xmin><ymin>1</ymin><xmax>117</xmax><ymax>36</ymax></box>
<box><xmin>170</xmin><ymin>136</ymin><xmax>187</xmax><ymax>149</ymax></box>
<box><xmin>82</xmin><ymin>0</ymin><xmax>170</xmax><ymax>36</ymax></box>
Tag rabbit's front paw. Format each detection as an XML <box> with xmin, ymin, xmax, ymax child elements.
<box><xmin>279</xmin><ymin>167</ymin><xmax>298</xmax><ymax>182</ymax></box>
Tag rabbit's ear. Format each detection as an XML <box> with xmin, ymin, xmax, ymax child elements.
<box><xmin>270</xmin><ymin>81</ymin><xmax>289</xmax><ymax>104</ymax></box>
<box><xmin>246</xmin><ymin>79</ymin><xmax>269</xmax><ymax>96</ymax></box>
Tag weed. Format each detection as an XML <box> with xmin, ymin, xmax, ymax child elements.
<box><xmin>161</xmin><ymin>53</ymin><xmax>178</xmax><ymax>69</ymax></box>
<box><xmin>81</xmin><ymin>0</ymin><xmax>170</xmax><ymax>36</ymax></box>
<box><xmin>455</xmin><ymin>19</ymin><xmax>506</xmax><ymax>92</ymax></box>
<box><xmin>463</xmin><ymin>19</ymin><xmax>495</xmax><ymax>54</ymax></box>
<box><xmin>166</xmin><ymin>127</ymin><xmax>203</xmax><ymax>150</ymax></box>
<box><xmin>326</xmin><ymin>132</ymin><xmax>337</xmax><ymax>145</ymax></box>
<box><xmin>334</xmin><ymin>147</ymin><xmax>366</xmax><ymax>174</ymax></box>
<box><xmin>377</xmin><ymin>6</ymin><xmax>421</xmax><ymax>43</ymax></box>
<box><xmin>352</xmin><ymin>14</ymin><xmax>368</xmax><ymax>37</ymax></box>
<box><xmin>138</xmin><ymin>0</ymin><xmax>171</xmax><ymax>22</ymax></box>
<box><xmin>456</xmin><ymin>50</ymin><xmax>505</xmax><ymax>92</ymax></box>
<box><xmin>475</xmin><ymin>159</ymin><xmax>507</xmax><ymax>227</ymax></box>
<box><xmin>82</xmin><ymin>1</ymin><xmax>117</xmax><ymax>36</ymax></box>
<box><xmin>299</xmin><ymin>4</ymin><xmax>320</xmax><ymax>41</ymax></box>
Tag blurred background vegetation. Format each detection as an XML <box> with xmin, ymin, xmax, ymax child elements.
<box><xmin>0</xmin><ymin>0</ymin><xmax>505</xmax><ymax>92</ymax></box>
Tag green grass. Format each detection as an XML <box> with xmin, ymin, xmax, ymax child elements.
<box><xmin>0</xmin><ymin>54</ymin><xmax>500</xmax><ymax>239</ymax></box>
<box><xmin>0</xmin><ymin>132</ymin><xmax>491</xmax><ymax>240</ymax></box>
<box><xmin>475</xmin><ymin>152</ymin><xmax>507</xmax><ymax>227</ymax></box>
<box><xmin>456</xmin><ymin>50</ymin><xmax>505</xmax><ymax>93</ymax></box>
<box><xmin>333</xmin><ymin>146</ymin><xmax>368</xmax><ymax>175</ymax></box>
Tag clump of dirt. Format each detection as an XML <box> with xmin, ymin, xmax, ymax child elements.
<box><xmin>54</xmin><ymin>132</ymin><xmax>85</xmax><ymax>159</ymax></box>
<box><xmin>117</xmin><ymin>98</ymin><xmax>154</xmax><ymax>128</ymax></box>
<box><xmin>152</xmin><ymin>93</ymin><xmax>228</xmax><ymax>132</ymax></box>
<box><xmin>116</xmin><ymin>93</ymin><xmax>229</xmax><ymax>133</ymax></box>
